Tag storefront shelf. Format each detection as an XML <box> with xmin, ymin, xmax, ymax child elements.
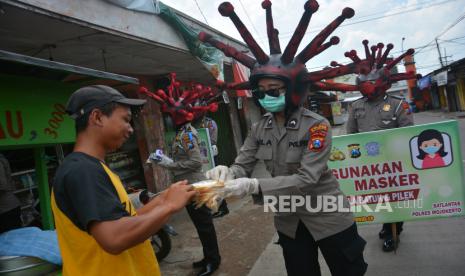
<box><xmin>13</xmin><ymin>186</ymin><xmax>38</xmax><ymax>194</ymax></box>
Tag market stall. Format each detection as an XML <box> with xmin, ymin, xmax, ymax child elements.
<box><xmin>0</xmin><ymin>49</ymin><xmax>140</xmax><ymax>230</ymax></box>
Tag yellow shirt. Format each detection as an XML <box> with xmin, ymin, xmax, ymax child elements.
<box><xmin>51</xmin><ymin>156</ymin><xmax>160</xmax><ymax>276</ymax></box>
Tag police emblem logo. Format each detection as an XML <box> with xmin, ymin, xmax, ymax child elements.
<box><xmin>312</xmin><ymin>139</ymin><xmax>322</xmax><ymax>148</ymax></box>
<box><xmin>382</xmin><ymin>104</ymin><xmax>391</xmax><ymax>112</ymax></box>
<box><xmin>308</xmin><ymin>123</ymin><xmax>328</xmax><ymax>152</ymax></box>
<box><xmin>181</xmin><ymin>132</ymin><xmax>194</xmax><ymax>150</ymax></box>
<box><xmin>365</xmin><ymin>142</ymin><xmax>380</xmax><ymax>156</ymax></box>
<box><xmin>348</xmin><ymin>144</ymin><xmax>361</xmax><ymax>158</ymax></box>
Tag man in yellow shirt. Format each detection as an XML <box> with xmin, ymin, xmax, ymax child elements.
<box><xmin>52</xmin><ymin>85</ymin><xmax>196</xmax><ymax>275</ymax></box>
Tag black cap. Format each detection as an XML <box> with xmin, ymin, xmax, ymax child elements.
<box><xmin>66</xmin><ymin>85</ymin><xmax>146</xmax><ymax>119</ymax></box>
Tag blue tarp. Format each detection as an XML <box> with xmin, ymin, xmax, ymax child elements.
<box><xmin>0</xmin><ymin>227</ymin><xmax>62</xmax><ymax>265</ymax></box>
<box><xmin>418</xmin><ymin>76</ymin><xmax>432</xmax><ymax>90</ymax></box>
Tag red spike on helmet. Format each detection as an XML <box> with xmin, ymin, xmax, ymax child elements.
<box><xmin>199</xmin><ymin>1</ymin><xmax>355</xmax><ymax>103</ymax></box>
<box><xmin>262</xmin><ymin>0</ymin><xmax>281</xmax><ymax>54</ymax></box>
<box><xmin>296</xmin><ymin>7</ymin><xmax>354</xmax><ymax>64</ymax></box>
<box><xmin>198</xmin><ymin>32</ymin><xmax>257</xmax><ymax>69</ymax></box>
<box><xmin>218</xmin><ymin>2</ymin><xmax>269</xmax><ymax>64</ymax></box>
<box><xmin>139</xmin><ymin>74</ymin><xmax>221</xmax><ymax>126</ymax></box>
<box><xmin>281</xmin><ymin>0</ymin><xmax>319</xmax><ymax>64</ymax></box>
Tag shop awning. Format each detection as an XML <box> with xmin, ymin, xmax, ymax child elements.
<box><xmin>0</xmin><ymin>49</ymin><xmax>139</xmax><ymax>90</ymax></box>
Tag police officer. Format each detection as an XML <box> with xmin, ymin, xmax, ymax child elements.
<box><xmin>346</xmin><ymin>95</ymin><xmax>412</xmax><ymax>134</ymax></box>
<box><xmin>154</xmin><ymin>122</ymin><xmax>221</xmax><ymax>276</ymax></box>
<box><xmin>346</xmin><ymin>62</ymin><xmax>414</xmax><ymax>252</ymax></box>
<box><xmin>200</xmin><ymin>1</ymin><xmax>368</xmax><ymax>274</ymax></box>
<box><xmin>196</xmin><ymin>116</ymin><xmax>229</xmax><ymax>218</ymax></box>
<box><xmin>207</xmin><ymin>76</ymin><xmax>367</xmax><ymax>275</ymax></box>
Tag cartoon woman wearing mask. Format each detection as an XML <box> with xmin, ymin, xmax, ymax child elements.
<box><xmin>417</xmin><ymin>129</ymin><xmax>448</xmax><ymax>169</ymax></box>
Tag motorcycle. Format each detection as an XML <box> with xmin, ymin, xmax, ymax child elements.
<box><xmin>128</xmin><ymin>189</ymin><xmax>177</xmax><ymax>261</ymax></box>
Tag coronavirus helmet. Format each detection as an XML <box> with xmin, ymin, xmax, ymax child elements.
<box><xmin>139</xmin><ymin>73</ymin><xmax>219</xmax><ymax>126</ymax></box>
<box><xmin>199</xmin><ymin>0</ymin><xmax>355</xmax><ymax>114</ymax></box>
<box><xmin>314</xmin><ymin>40</ymin><xmax>420</xmax><ymax>99</ymax></box>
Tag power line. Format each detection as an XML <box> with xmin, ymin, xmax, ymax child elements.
<box><xmin>349</xmin><ymin>0</ymin><xmax>440</xmax><ymax>21</ymax></box>
<box><xmin>439</xmin><ymin>35</ymin><xmax>465</xmax><ymax>42</ymax></box>
<box><xmin>192</xmin><ymin>0</ymin><xmax>209</xmax><ymax>25</ymax></box>
<box><xmin>386</xmin><ymin>35</ymin><xmax>465</xmax><ymax>56</ymax></box>
<box><xmin>237</xmin><ymin>0</ymin><xmax>264</xmax><ymax>45</ymax></box>
<box><xmin>275</xmin><ymin>0</ymin><xmax>457</xmax><ymax>40</ymax></box>
<box><xmin>415</xmin><ymin>10</ymin><xmax>465</xmax><ymax>55</ymax></box>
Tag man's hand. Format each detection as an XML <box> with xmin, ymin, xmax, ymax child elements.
<box><xmin>159</xmin><ymin>180</ymin><xmax>197</xmax><ymax>213</ymax></box>
<box><xmin>205</xmin><ymin>165</ymin><xmax>234</xmax><ymax>182</ymax></box>
<box><xmin>223</xmin><ymin>178</ymin><xmax>259</xmax><ymax>198</ymax></box>
<box><xmin>88</xmin><ymin>180</ymin><xmax>196</xmax><ymax>255</ymax></box>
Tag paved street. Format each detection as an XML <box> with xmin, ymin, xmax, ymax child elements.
<box><xmin>159</xmin><ymin>111</ymin><xmax>465</xmax><ymax>276</ymax></box>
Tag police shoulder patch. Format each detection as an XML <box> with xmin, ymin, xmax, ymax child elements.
<box><xmin>181</xmin><ymin>131</ymin><xmax>195</xmax><ymax>150</ymax></box>
<box><xmin>308</xmin><ymin>123</ymin><xmax>328</xmax><ymax>152</ymax></box>
<box><xmin>402</xmin><ymin>101</ymin><xmax>411</xmax><ymax>114</ymax></box>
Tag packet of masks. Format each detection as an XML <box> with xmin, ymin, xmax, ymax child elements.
<box><xmin>146</xmin><ymin>149</ymin><xmax>164</xmax><ymax>163</ymax></box>
<box><xmin>191</xmin><ymin>180</ymin><xmax>225</xmax><ymax>212</ymax></box>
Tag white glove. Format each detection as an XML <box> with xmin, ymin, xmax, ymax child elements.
<box><xmin>212</xmin><ymin>145</ymin><xmax>219</xmax><ymax>156</ymax></box>
<box><xmin>147</xmin><ymin>149</ymin><xmax>173</xmax><ymax>166</ymax></box>
<box><xmin>205</xmin><ymin>165</ymin><xmax>234</xmax><ymax>182</ymax></box>
<box><xmin>223</xmin><ymin>178</ymin><xmax>259</xmax><ymax>198</ymax></box>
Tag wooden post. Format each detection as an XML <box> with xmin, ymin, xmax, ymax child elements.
<box><xmin>391</xmin><ymin>223</ymin><xmax>398</xmax><ymax>254</ymax></box>
<box><xmin>132</xmin><ymin>77</ymin><xmax>171</xmax><ymax>193</ymax></box>
<box><xmin>34</xmin><ymin>147</ymin><xmax>54</xmax><ymax>230</ymax></box>
<box><xmin>227</xmin><ymin>97</ymin><xmax>243</xmax><ymax>154</ymax></box>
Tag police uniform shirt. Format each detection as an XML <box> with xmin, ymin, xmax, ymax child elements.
<box><xmin>163</xmin><ymin>123</ymin><xmax>205</xmax><ymax>183</ymax></box>
<box><xmin>346</xmin><ymin>95</ymin><xmax>413</xmax><ymax>134</ymax></box>
<box><xmin>229</xmin><ymin>107</ymin><xmax>354</xmax><ymax>240</ymax></box>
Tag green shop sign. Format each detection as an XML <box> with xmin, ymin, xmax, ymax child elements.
<box><xmin>0</xmin><ymin>74</ymin><xmax>78</xmax><ymax>147</ymax></box>
<box><xmin>330</xmin><ymin>121</ymin><xmax>465</xmax><ymax>224</ymax></box>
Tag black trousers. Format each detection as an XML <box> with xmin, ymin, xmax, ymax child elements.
<box><xmin>278</xmin><ymin>222</ymin><xmax>367</xmax><ymax>276</ymax></box>
<box><xmin>186</xmin><ymin>203</ymin><xmax>221</xmax><ymax>265</ymax></box>
<box><xmin>0</xmin><ymin>207</ymin><xmax>22</xmax><ymax>233</ymax></box>
<box><xmin>382</xmin><ymin>222</ymin><xmax>404</xmax><ymax>236</ymax></box>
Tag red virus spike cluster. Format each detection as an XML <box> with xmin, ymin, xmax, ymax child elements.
<box><xmin>139</xmin><ymin>73</ymin><xmax>219</xmax><ymax>126</ymax></box>
<box><xmin>199</xmin><ymin>0</ymin><xmax>355</xmax><ymax>103</ymax></box>
<box><xmin>309</xmin><ymin>40</ymin><xmax>421</xmax><ymax>97</ymax></box>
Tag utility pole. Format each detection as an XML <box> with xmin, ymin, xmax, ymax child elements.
<box><xmin>401</xmin><ymin>37</ymin><xmax>405</xmax><ymax>65</ymax></box>
<box><xmin>443</xmin><ymin>47</ymin><xmax>452</xmax><ymax>66</ymax></box>
<box><xmin>435</xmin><ymin>38</ymin><xmax>444</xmax><ymax>67</ymax></box>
